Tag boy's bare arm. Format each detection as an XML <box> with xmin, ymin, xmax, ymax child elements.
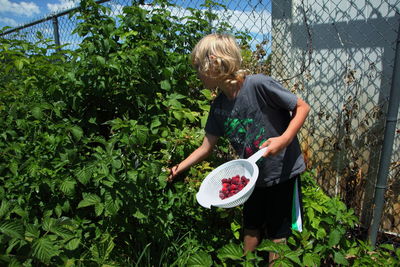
<box><xmin>168</xmin><ymin>133</ymin><xmax>219</xmax><ymax>181</ymax></box>
<box><xmin>260</xmin><ymin>98</ymin><xmax>310</xmax><ymax>157</ymax></box>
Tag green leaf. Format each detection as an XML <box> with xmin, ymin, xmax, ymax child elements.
<box><xmin>78</xmin><ymin>194</ymin><xmax>101</xmax><ymax>208</ymax></box>
<box><xmin>127</xmin><ymin>170</ymin><xmax>138</xmax><ymax>182</ymax></box>
<box><xmin>257</xmin><ymin>239</ymin><xmax>281</xmax><ymax>253</ymax></box>
<box><xmin>95</xmin><ymin>203</ymin><xmax>104</xmax><ymax>216</ymax></box>
<box><xmin>0</xmin><ymin>220</ymin><xmax>24</xmax><ymax>239</ymax></box>
<box><xmin>6</xmin><ymin>238</ymin><xmax>22</xmax><ymax>255</ymax></box>
<box><xmin>104</xmin><ymin>193</ymin><xmax>119</xmax><ymax>215</ymax></box>
<box><xmin>99</xmin><ymin>162</ymin><xmax>110</xmax><ymax>176</ymax></box>
<box><xmin>46</xmin><ymin>218</ymin><xmax>73</xmax><ymax>239</ymax></box>
<box><xmin>96</xmin><ymin>55</ymin><xmax>106</xmax><ymax>65</ymax></box>
<box><xmin>25</xmin><ymin>224</ymin><xmax>40</xmax><ymax>240</ymax></box>
<box><xmin>42</xmin><ymin>217</ymin><xmax>54</xmax><ymax>232</ymax></box>
<box><xmin>200</xmin><ymin>89</ymin><xmax>212</xmax><ymax>100</ymax></box>
<box><xmin>60</xmin><ymin>179</ymin><xmax>76</xmax><ymax>196</ymax></box>
<box><xmin>333</xmin><ymin>251</ymin><xmax>348</xmax><ymax>265</ymax></box>
<box><xmin>217</xmin><ymin>243</ymin><xmax>243</xmax><ymax>261</ymax></box>
<box><xmin>133</xmin><ymin>210</ymin><xmax>146</xmax><ymax>220</ymax></box>
<box><xmin>328</xmin><ymin>229</ymin><xmax>342</xmax><ymax>247</ymax></box>
<box><xmin>307</xmin><ymin>209</ymin><xmax>315</xmax><ymax>223</ymax></box>
<box><xmin>15</xmin><ymin>59</ymin><xmax>24</xmax><ymax>70</ymax></box>
<box><xmin>0</xmin><ymin>200</ymin><xmax>10</xmax><ymax>217</ymax></box>
<box><xmin>273</xmin><ymin>258</ymin><xmax>293</xmax><ymax>267</ymax></box>
<box><xmin>285</xmin><ymin>250</ymin><xmax>302</xmax><ymax>265</ymax></box>
<box><xmin>187</xmin><ymin>251</ymin><xmax>213</xmax><ymax>267</ymax></box>
<box><xmin>160</xmin><ymin>80</ymin><xmax>171</xmax><ymax>91</ymax></box>
<box><xmin>9</xmin><ymin>162</ymin><xmax>18</xmax><ymax>176</ymax></box>
<box><xmin>76</xmin><ymin>166</ymin><xmax>92</xmax><ymax>185</ymax></box>
<box><xmin>32</xmin><ymin>237</ymin><xmax>59</xmax><ymax>264</ymax></box>
<box><xmin>303</xmin><ymin>253</ymin><xmax>319</xmax><ymax>267</ymax></box>
<box><xmin>172</xmin><ymin>111</ymin><xmax>183</xmax><ymax>121</ymax></box>
<box><xmin>91</xmin><ymin>235</ymin><xmax>115</xmax><ymax>261</ymax></box>
<box><xmin>316</xmin><ymin>228</ymin><xmax>326</xmax><ymax>239</ymax></box>
<box><xmin>169</xmin><ymin>93</ymin><xmax>186</xmax><ymax>100</ymax></box>
<box><xmin>111</xmin><ymin>159</ymin><xmax>122</xmax><ymax>169</ymax></box>
<box><xmin>231</xmin><ymin>221</ymin><xmax>241</xmax><ymax>240</ymax></box>
<box><xmin>200</xmin><ymin>114</ymin><xmax>208</xmax><ymax>128</ymax></box>
<box><xmin>31</xmin><ymin>106</ymin><xmax>43</xmax><ymax>119</ymax></box>
<box><xmin>65</xmin><ymin>238</ymin><xmax>80</xmax><ymax>250</ymax></box>
<box><xmin>132</xmin><ymin>125</ymin><xmax>148</xmax><ymax>144</ymax></box>
<box><xmin>379</xmin><ymin>244</ymin><xmax>395</xmax><ymax>251</ymax></box>
<box><xmin>7</xmin><ymin>257</ymin><xmax>21</xmax><ymax>267</ymax></box>
<box><xmin>158</xmin><ymin>173</ymin><xmax>167</xmax><ymax>188</ymax></box>
<box><xmin>184</xmin><ymin>111</ymin><xmax>196</xmax><ymax>122</ymax></box>
<box><xmin>12</xmin><ymin>206</ymin><xmax>27</xmax><ymax>218</ymax></box>
<box><xmin>69</xmin><ymin>126</ymin><xmax>83</xmax><ymax>141</ymax></box>
<box><xmin>150</xmin><ymin>117</ymin><xmax>162</xmax><ymax>133</ymax></box>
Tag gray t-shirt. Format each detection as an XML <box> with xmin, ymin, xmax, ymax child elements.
<box><xmin>205</xmin><ymin>74</ymin><xmax>306</xmax><ymax>187</ymax></box>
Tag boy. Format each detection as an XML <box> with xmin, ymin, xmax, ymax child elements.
<box><xmin>169</xmin><ymin>33</ymin><xmax>310</xmax><ymax>265</ymax></box>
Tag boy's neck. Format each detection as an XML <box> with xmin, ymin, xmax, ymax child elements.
<box><xmin>220</xmin><ymin>81</ymin><xmax>242</xmax><ymax>100</ymax></box>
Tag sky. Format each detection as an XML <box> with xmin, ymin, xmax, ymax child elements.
<box><xmin>0</xmin><ymin>0</ymin><xmax>272</xmax><ymax>52</ymax></box>
<box><xmin>0</xmin><ymin>0</ymin><xmax>80</xmax><ymax>29</ymax></box>
<box><xmin>0</xmin><ymin>0</ymin><xmax>271</xmax><ymax>28</ymax></box>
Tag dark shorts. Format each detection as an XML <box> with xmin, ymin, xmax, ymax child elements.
<box><xmin>243</xmin><ymin>176</ymin><xmax>302</xmax><ymax>239</ymax></box>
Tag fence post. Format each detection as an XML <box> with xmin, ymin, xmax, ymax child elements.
<box><xmin>52</xmin><ymin>16</ymin><xmax>61</xmax><ymax>51</ymax></box>
<box><xmin>369</xmin><ymin>19</ymin><xmax>400</xmax><ymax>248</ymax></box>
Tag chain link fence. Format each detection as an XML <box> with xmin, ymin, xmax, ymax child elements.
<box><xmin>1</xmin><ymin>0</ymin><xmax>399</xmax><ymax>245</ymax></box>
<box><xmin>272</xmin><ymin>0</ymin><xmax>400</xmax><ymax>246</ymax></box>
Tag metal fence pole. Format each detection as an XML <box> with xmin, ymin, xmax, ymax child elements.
<box><xmin>0</xmin><ymin>0</ymin><xmax>110</xmax><ymax>37</ymax></box>
<box><xmin>52</xmin><ymin>16</ymin><xmax>61</xmax><ymax>50</ymax></box>
<box><xmin>369</xmin><ymin>19</ymin><xmax>400</xmax><ymax>248</ymax></box>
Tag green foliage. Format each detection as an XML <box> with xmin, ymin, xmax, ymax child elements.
<box><xmin>185</xmin><ymin>171</ymin><xmax>400</xmax><ymax>266</ymax></box>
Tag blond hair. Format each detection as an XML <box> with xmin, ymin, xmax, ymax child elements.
<box><xmin>191</xmin><ymin>33</ymin><xmax>249</xmax><ymax>85</ymax></box>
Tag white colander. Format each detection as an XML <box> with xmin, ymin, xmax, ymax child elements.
<box><xmin>196</xmin><ymin>147</ymin><xmax>267</xmax><ymax>209</ymax></box>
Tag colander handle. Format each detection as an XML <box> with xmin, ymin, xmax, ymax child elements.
<box><xmin>247</xmin><ymin>147</ymin><xmax>268</xmax><ymax>164</ymax></box>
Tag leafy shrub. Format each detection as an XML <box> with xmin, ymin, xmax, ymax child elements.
<box><xmin>0</xmin><ymin>0</ymin><xmax>241</xmax><ymax>265</ymax></box>
<box><xmin>186</xmin><ymin>171</ymin><xmax>400</xmax><ymax>266</ymax></box>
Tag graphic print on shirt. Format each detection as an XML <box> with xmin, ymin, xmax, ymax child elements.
<box><xmin>224</xmin><ymin>117</ymin><xmax>267</xmax><ymax>158</ymax></box>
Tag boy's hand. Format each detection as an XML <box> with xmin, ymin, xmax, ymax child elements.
<box><xmin>167</xmin><ymin>165</ymin><xmax>179</xmax><ymax>182</ymax></box>
<box><xmin>260</xmin><ymin>136</ymin><xmax>290</xmax><ymax>157</ymax></box>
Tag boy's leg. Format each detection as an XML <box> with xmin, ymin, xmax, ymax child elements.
<box><xmin>243</xmin><ymin>187</ymin><xmax>268</xmax><ymax>253</ymax></box>
<box><xmin>243</xmin><ymin>176</ymin><xmax>302</xmax><ymax>261</ymax></box>
<box><xmin>265</xmin><ymin>176</ymin><xmax>301</xmax><ymax>266</ymax></box>
<box><xmin>243</xmin><ymin>229</ymin><xmax>261</xmax><ymax>252</ymax></box>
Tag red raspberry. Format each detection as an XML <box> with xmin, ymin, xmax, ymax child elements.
<box><xmin>220</xmin><ymin>174</ymin><xmax>250</xmax><ymax>199</ymax></box>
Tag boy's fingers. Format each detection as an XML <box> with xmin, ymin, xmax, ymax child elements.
<box><xmin>260</xmin><ymin>139</ymin><xmax>270</xmax><ymax>149</ymax></box>
<box><xmin>263</xmin><ymin>149</ymin><xmax>269</xmax><ymax>157</ymax></box>
<box><xmin>167</xmin><ymin>166</ymin><xmax>179</xmax><ymax>182</ymax></box>
<box><xmin>166</xmin><ymin>168</ymin><xmax>174</xmax><ymax>182</ymax></box>
<box><xmin>259</xmin><ymin>139</ymin><xmax>272</xmax><ymax>157</ymax></box>
<box><xmin>261</xmin><ymin>139</ymin><xmax>271</xmax><ymax>147</ymax></box>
